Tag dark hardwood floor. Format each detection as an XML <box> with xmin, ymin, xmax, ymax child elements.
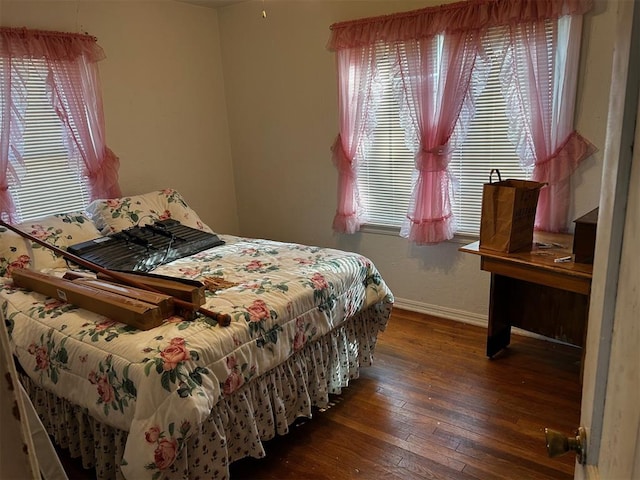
<box><xmin>59</xmin><ymin>308</ymin><xmax>583</xmax><ymax>479</ymax></box>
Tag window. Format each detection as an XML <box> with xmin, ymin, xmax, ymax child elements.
<box><xmin>1</xmin><ymin>27</ymin><xmax>120</xmax><ymax>225</ymax></box>
<box><xmin>358</xmin><ymin>44</ymin><xmax>414</xmax><ymax>229</ymax></box>
<box><xmin>7</xmin><ymin>60</ymin><xmax>92</xmax><ymax>222</ymax></box>
<box><xmin>361</xmin><ymin>25</ymin><xmax>552</xmax><ymax>236</ymax></box>
<box><xmin>330</xmin><ymin>1</ymin><xmax>593</xmax><ymax>242</ymax></box>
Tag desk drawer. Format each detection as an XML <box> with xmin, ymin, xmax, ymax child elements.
<box><xmin>481</xmin><ymin>257</ymin><xmax>591</xmax><ymax>295</ymax></box>
<box><xmin>492</xmin><ymin>274</ymin><xmax>588</xmax><ymax>347</ymax></box>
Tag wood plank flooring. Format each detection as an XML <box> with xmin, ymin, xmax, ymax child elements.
<box><xmin>229</xmin><ymin>308</ymin><xmax>582</xmax><ymax>480</ymax></box>
<box><xmin>58</xmin><ymin>308</ymin><xmax>582</xmax><ymax>479</ymax></box>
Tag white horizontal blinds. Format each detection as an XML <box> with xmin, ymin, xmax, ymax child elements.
<box><xmin>450</xmin><ymin>23</ymin><xmax>553</xmax><ymax>235</ymax></box>
<box><xmin>449</xmin><ymin>26</ymin><xmax>524</xmax><ymax>235</ymax></box>
<box><xmin>359</xmin><ymin>43</ymin><xmax>414</xmax><ymax>228</ymax></box>
<box><xmin>11</xmin><ymin>59</ymin><xmax>91</xmax><ymax>222</ymax></box>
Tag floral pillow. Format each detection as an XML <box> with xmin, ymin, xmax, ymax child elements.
<box><xmin>0</xmin><ymin>227</ymin><xmax>32</xmax><ymax>278</ymax></box>
<box><xmin>86</xmin><ymin>189</ymin><xmax>213</xmax><ymax>235</ymax></box>
<box><xmin>15</xmin><ymin>212</ymin><xmax>103</xmax><ymax>271</ymax></box>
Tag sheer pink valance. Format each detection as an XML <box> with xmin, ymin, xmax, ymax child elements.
<box><xmin>0</xmin><ymin>27</ymin><xmax>105</xmax><ymax>63</ymax></box>
<box><xmin>327</xmin><ymin>0</ymin><xmax>593</xmax><ymax>51</ymax></box>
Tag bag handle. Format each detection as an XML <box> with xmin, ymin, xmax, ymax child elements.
<box><xmin>489</xmin><ymin>169</ymin><xmax>502</xmax><ymax>183</ymax></box>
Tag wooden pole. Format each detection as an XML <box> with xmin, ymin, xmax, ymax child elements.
<box><xmin>0</xmin><ymin>220</ymin><xmax>231</xmax><ymax>327</ymax></box>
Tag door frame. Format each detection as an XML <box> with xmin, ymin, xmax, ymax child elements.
<box><xmin>575</xmin><ymin>1</ymin><xmax>640</xmax><ymax>479</ymax></box>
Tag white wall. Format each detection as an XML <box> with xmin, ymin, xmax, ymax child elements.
<box><xmin>216</xmin><ymin>0</ymin><xmax>613</xmax><ymax>321</ymax></box>
<box><xmin>1</xmin><ymin>0</ymin><xmax>240</xmax><ymax>235</ymax></box>
<box><xmin>0</xmin><ymin>0</ymin><xmax>616</xmax><ymax>324</ymax></box>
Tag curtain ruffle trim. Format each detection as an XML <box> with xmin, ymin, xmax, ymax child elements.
<box><xmin>401</xmin><ymin>213</ymin><xmax>456</xmax><ymax>245</ymax></box>
<box><xmin>416</xmin><ymin>147</ymin><xmax>452</xmax><ymax>172</ymax></box>
<box><xmin>532</xmin><ymin>130</ymin><xmax>597</xmax><ymax>185</ymax></box>
<box><xmin>0</xmin><ymin>187</ymin><xmax>17</xmax><ymax>224</ymax></box>
<box><xmin>328</xmin><ymin>0</ymin><xmax>593</xmax><ymax>51</ymax></box>
<box><xmin>333</xmin><ymin>212</ymin><xmax>361</xmax><ymax>234</ymax></box>
<box><xmin>86</xmin><ymin>147</ymin><xmax>122</xmax><ymax>201</ymax></box>
<box><xmin>0</xmin><ymin>27</ymin><xmax>105</xmax><ymax>63</ymax></box>
<box><xmin>331</xmin><ymin>135</ymin><xmax>355</xmax><ymax>173</ymax></box>
<box><xmin>20</xmin><ymin>303</ymin><xmax>391</xmax><ymax>480</ymax></box>
<box><xmin>331</xmin><ymin>134</ymin><xmax>361</xmax><ymax>234</ymax></box>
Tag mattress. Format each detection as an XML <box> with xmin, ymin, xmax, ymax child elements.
<box><xmin>2</xmin><ymin>234</ymin><xmax>393</xmax><ymax>479</ymax></box>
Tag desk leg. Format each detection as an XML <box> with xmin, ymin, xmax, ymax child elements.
<box><xmin>486</xmin><ymin>273</ymin><xmax>511</xmax><ymax>357</ymax></box>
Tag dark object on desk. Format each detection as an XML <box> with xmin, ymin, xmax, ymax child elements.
<box><xmin>573</xmin><ymin>207</ymin><xmax>598</xmax><ymax>264</ymax></box>
<box><xmin>479</xmin><ymin>169</ymin><xmax>546</xmax><ymax>253</ymax></box>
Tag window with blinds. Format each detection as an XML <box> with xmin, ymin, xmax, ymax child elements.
<box><xmin>6</xmin><ymin>60</ymin><xmax>91</xmax><ymax>222</ymax></box>
<box><xmin>448</xmin><ymin>29</ymin><xmax>532</xmax><ymax>235</ymax></box>
<box><xmin>357</xmin><ymin>47</ymin><xmax>415</xmax><ymax>228</ymax></box>
<box><xmin>359</xmin><ymin>27</ymin><xmax>545</xmax><ymax>236</ymax></box>
<box><xmin>358</xmin><ymin>44</ymin><xmax>414</xmax><ymax>229</ymax></box>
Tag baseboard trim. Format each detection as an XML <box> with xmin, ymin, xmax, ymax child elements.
<box><xmin>392</xmin><ymin>297</ymin><xmax>488</xmax><ymax>329</ymax></box>
<box><xmin>392</xmin><ymin>297</ymin><xmax>574</xmax><ymax>345</ymax></box>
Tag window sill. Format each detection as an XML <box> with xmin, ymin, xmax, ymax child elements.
<box><xmin>359</xmin><ymin>224</ymin><xmax>479</xmax><ymax>246</ymax></box>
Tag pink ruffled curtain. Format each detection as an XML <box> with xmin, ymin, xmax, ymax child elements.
<box><xmin>332</xmin><ymin>45</ymin><xmax>380</xmax><ymax>234</ymax></box>
<box><xmin>328</xmin><ymin>0</ymin><xmax>594</xmax><ymax>242</ymax></box>
<box><xmin>0</xmin><ymin>55</ymin><xmax>27</xmax><ymax>224</ymax></box>
<box><xmin>499</xmin><ymin>16</ymin><xmax>596</xmax><ymax>232</ymax></box>
<box><xmin>46</xmin><ymin>51</ymin><xmax>121</xmax><ymax>200</ymax></box>
<box><xmin>0</xmin><ymin>27</ymin><xmax>120</xmax><ymax>222</ymax></box>
<box><xmin>393</xmin><ymin>32</ymin><xmax>484</xmax><ymax>244</ymax></box>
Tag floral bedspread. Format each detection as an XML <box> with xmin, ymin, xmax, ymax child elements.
<box><xmin>0</xmin><ymin>235</ymin><xmax>393</xmax><ymax>480</ymax></box>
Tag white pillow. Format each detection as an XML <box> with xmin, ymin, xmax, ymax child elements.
<box><xmin>15</xmin><ymin>212</ymin><xmax>102</xmax><ymax>270</ymax></box>
<box><xmin>87</xmin><ymin>189</ymin><xmax>213</xmax><ymax>235</ymax></box>
<box><xmin>0</xmin><ymin>226</ymin><xmax>32</xmax><ymax>278</ymax></box>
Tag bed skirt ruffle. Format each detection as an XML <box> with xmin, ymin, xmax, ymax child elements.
<box><xmin>20</xmin><ymin>302</ymin><xmax>391</xmax><ymax>479</ymax></box>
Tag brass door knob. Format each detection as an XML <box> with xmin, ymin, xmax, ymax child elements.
<box><xmin>544</xmin><ymin>426</ymin><xmax>586</xmax><ymax>464</ymax></box>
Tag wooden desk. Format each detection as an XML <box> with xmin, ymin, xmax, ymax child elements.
<box><xmin>460</xmin><ymin>232</ymin><xmax>593</xmax><ymax>358</ymax></box>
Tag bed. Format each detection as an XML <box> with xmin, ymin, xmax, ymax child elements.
<box><xmin>0</xmin><ymin>189</ymin><xmax>394</xmax><ymax>480</ymax></box>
